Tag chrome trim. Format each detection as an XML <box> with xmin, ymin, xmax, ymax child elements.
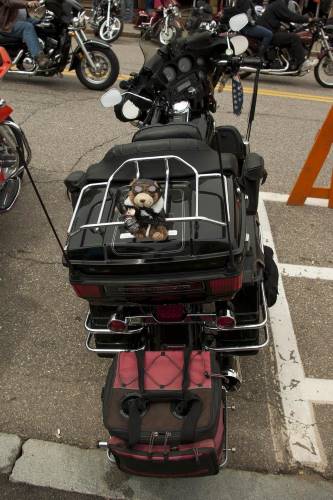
<box><xmin>85</xmin><ymin>312</ymin><xmax>144</xmax><ymax>335</ymax></box>
<box><xmin>106</xmin><ymin>447</ymin><xmax>117</xmax><ymax>465</ymax></box>
<box><xmin>74</xmin><ymin>31</ymin><xmax>96</xmax><ymax>69</ymax></box>
<box><xmin>85</xmin><ymin>330</ymin><xmax>145</xmax><ymax>353</ymax></box>
<box><xmin>67</xmin><ymin>154</ymin><xmax>230</xmax><ymax>238</ymax></box>
<box><xmin>4</xmin><ymin>120</ymin><xmax>32</xmax><ymax>166</ymax></box>
<box><xmin>0</xmin><ymin>177</ymin><xmax>21</xmax><ymax>212</ymax></box>
<box><xmin>205</xmin><ymin>282</ymin><xmax>267</xmax><ymax>332</ymax></box>
<box><xmin>219</xmin><ymin>388</ymin><xmax>228</xmax><ymax>469</ymax></box>
<box><xmin>205</xmin><ymin>324</ymin><xmax>269</xmax><ymax>353</ymax></box>
<box><xmin>11</xmin><ymin>49</ymin><xmax>24</xmax><ymax>66</ymax></box>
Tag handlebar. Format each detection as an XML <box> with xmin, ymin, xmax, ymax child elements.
<box><xmin>217</xmin><ymin>55</ymin><xmax>262</xmax><ymax>69</ymax></box>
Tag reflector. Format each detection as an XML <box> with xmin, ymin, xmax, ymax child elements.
<box><xmin>108</xmin><ymin>318</ymin><xmax>127</xmax><ymax>332</ymax></box>
<box><xmin>216</xmin><ymin>311</ymin><xmax>236</xmax><ymax>329</ymax></box>
<box><xmin>155</xmin><ymin>304</ymin><xmax>186</xmax><ymax>322</ymax></box>
<box><xmin>208</xmin><ymin>275</ymin><xmax>242</xmax><ymax>296</ymax></box>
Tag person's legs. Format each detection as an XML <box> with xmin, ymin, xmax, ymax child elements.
<box><xmin>272</xmin><ymin>31</ymin><xmax>305</xmax><ymax>68</ymax></box>
<box><xmin>9</xmin><ymin>20</ymin><xmax>41</xmax><ymax>58</ymax></box>
<box><xmin>242</xmin><ymin>25</ymin><xmax>273</xmax><ymax>50</ymax></box>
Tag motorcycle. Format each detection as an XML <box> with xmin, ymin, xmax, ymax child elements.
<box><xmin>62</xmin><ymin>13</ymin><xmax>279</xmax><ymax>477</ymax></box>
<box><xmin>0</xmin><ymin>48</ymin><xmax>32</xmax><ymax>213</ymax></box>
<box><xmin>0</xmin><ymin>0</ymin><xmax>119</xmax><ymax>90</ymax></box>
<box><xmin>136</xmin><ymin>0</ymin><xmax>182</xmax><ymax>45</ymax></box>
<box><xmin>240</xmin><ymin>19</ymin><xmax>333</xmax><ymax>88</ymax></box>
<box><xmin>89</xmin><ymin>0</ymin><xmax>124</xmax><ymax>43</ymax></box>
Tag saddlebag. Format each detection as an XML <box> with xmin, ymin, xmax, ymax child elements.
<box><xmin>103</xmin><ymin>350</ymin><xmax>221</xmax><ymax>445</ymax></box>
<box><xmin>108</xmin><ymin>407</ymin><xmax>225</xmax><ymax>477</ymax></box>
<box><xmin>102</xmin><ymin>350</ymin><xmax>224</xmax><ymax>477</ymax></box>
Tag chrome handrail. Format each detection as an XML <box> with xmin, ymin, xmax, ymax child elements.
<box><xmin>67</xmin><ymin>154</ymin><xmax>230</xmax><ymax>239</ymax></box>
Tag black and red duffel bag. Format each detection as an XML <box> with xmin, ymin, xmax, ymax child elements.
<box><xmin>102</xmin><ymin>350</ymin><xmax>225</xmax><ymax>477</ymax></box>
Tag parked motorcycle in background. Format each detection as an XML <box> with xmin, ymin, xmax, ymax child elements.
<box><xmin>241</xmin><ymin>19</ymin><xmax>333</xmax><ymax>87</ymax></box>
<box><xmin>136</xmin><ymin>0</ymin><xmax>182</xmax><ymax>45</ymax></box>
<box><xmin>0</xmin><ymin>0</ymin><xmax>119</xmax><ymax>90</ymax></box>
<box><xmin>0</xmin><ymin>48</ymin><xmax>31</xmax><ymax>214</ymax></box>
<box><xmin>89</xmin><ymin>0</ymin><xmax>124</xmax><ymax>42</ymax></box>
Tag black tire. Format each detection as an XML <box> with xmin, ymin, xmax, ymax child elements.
<box><xmin>75</xmin><ymin>45</ymin><xmax>120</xmax><ymax>91</ymax></box>
<box><xmin>314</xmin><ymin>55</ymin><xmax>333</xmax><ymax>88</ymax></box>
<box><xmin>99</xmin><ymin>16</ymin><xmax>124</xmax><ymax>42</ymax></box>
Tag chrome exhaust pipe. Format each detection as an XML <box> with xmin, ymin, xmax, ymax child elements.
<box><xmin>8</xmin><ymin>68</ymin><xmax>38</xmax><ymax>76</ymax></box>
<box><xmin>221</xmin><ymin>356</ymin><xmax>242</xmax><ymax>392</ymax></box>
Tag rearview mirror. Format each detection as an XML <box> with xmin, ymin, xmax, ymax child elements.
<box><xmin>229</xmin><ymin>13</ymin><xmax>248</xmax><ymax>32</ymax></box>
<box><xmin>230</xmin><ymin>35</ymin><xmax>249</xmax><ymax>55</ymax></box>
<box><xmin>100</xmin><ymin>88</ymin><xmax>122</xmax><ymax>108</ymax></box>
<box><xmin>122</xmin><ymin>100</ymin><xmax>140</xmax><ymax>120</ymax></box>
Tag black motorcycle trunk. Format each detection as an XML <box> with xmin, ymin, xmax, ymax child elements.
<box><xmin>66</xmin><ymin>174</ymin><xmax>246</xmax><ymax>306</ymax></box>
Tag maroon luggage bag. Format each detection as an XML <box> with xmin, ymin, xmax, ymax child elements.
<box><xmin>102</xmin><ymin>350</ymin><xmax>226</xmax><ymax>477</ymax></box>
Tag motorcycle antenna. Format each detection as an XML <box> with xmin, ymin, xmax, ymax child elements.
<box><xmin>216</xmin><ymin>133</ymin><xmax>235</xmax><ymax>270</ymax></box>
<box><xmin>246</xmin><ymin>65</ymin><xmax>261</xmax><ymax>142</ymax></box>
<box><xmin>16</xmin><ymin>131</ymin><xmax>71</xmax><ymax>267</ymax></box>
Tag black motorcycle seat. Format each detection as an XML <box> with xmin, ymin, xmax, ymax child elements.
<box><xmin>84</xmin><ymin>138</ymin><xmax>238</xmax><ymax>184</ymax></box>
<box><xmin>132</xmin><ymin>124</ymin><xmax>203</xmax><ymax>142</ymax></box>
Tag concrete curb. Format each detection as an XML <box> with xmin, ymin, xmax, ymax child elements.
<box><xmin>0</xmin><ymin>433</ymin><xmax>22</xmax><ymax>474</ymax></box>
<box><xmin>1</xmin><ymin>432</ymin><xmax>333</xmax><ymax>499</ymax></box>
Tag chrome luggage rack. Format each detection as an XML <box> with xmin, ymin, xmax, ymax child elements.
<box><xmin>67</xmin><ymin>154</ymin><xmax>230</xmax><ymax>239</ymax></box>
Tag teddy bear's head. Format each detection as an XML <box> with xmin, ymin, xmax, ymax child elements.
<box><xmin>128</xmin><ymin>179</ymin><xmax>162</xmax><ymax>209</ymax></box>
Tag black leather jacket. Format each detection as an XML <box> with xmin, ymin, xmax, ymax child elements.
<box><xmin>258</xmin><ymin>0</ymin><xmax>309</xmax><ymax>32</ymax></box>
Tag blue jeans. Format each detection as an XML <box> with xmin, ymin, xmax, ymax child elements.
<box><xmin>121</xmin><ymin>0</ymin><xmax>133</xmax><ymax>22</ymax></box>
<box><xmin>242</xmin><ymin>25</ymin><xmax>273</xmax><ymax>54</ymax></box>
<box><xmin>1</xmin><ymin>19</ymin><xmax>41</xmax><ymax>58</ymax></box>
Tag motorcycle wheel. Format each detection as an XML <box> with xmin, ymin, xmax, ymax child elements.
<box><xmin>75</xmin><ymin>46</ymin><xmax>119</xmax><ymax>91</ymax></box>
<box><xmin>99</xmin><ymin>17</ymin><xmax>124</xmax><ymax>42</ymax></box>
<box><xmin>314</xmin><ymin>55</ymin><xmax>333</xmax><ymax>88</ymax></box>
<box><xmin>159</xmin><ymin>25</ymin><xmax>180</xmax><ymax>45</ymax></box>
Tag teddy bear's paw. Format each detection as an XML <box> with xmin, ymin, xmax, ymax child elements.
<box><xmin>152</xmin><ymin>232</ymin><xmax>167</xmax><ymax>241</ymax></box>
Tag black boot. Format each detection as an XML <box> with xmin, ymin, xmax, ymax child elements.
<box><xmin>36</xmin><ymin>53</ymin><xmax>51</xmax><ymax>70</ymax></box>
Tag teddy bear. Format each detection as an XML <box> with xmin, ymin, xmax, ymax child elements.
<box><xmin>118</xmin><ymin>178</ymin><xmax>168</xmax><ymax>242</ymax></box>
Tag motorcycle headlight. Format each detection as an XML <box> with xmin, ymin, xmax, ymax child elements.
<box><xmin>0</xmin><ymin>126</ymin><xmax>19</xmax><ymax>181</ymax></box>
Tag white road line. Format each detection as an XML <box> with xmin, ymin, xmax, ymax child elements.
<box><xmin>279</xmin><ymin>263</ymin><xmax>333</xmax><ymax>281</ymax></box>
<box><xmin>300</xmin><ymin>379</ymin><xmax>333</xmax><ymax>405</ymax></box>
<box><xmin>261</xmin><ymin>192</ymin><xmax>329</xmax><ymax>208</ymax></box>
<box><xmin>258</xmin><ymin>197</ymin><xmax>327</xmax><ymax>470</ymax></box>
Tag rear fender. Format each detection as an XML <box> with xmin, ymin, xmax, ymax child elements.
<box><xmin>69</xmin><ymin>40</ymin><xmax>112</xmax><ymax>71</ymax></box>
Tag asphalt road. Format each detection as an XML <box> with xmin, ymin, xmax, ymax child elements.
<box><xmin>0</xmin><ymin>36</ymin><xmax>332</xmax><ymax>482</ymax></box>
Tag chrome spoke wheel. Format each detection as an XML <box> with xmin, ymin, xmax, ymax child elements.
<box><xmin>315</xmin><ymin>55</ymin><xmax>333</xmax><ymax>87</ymax></box>
<box><xmin>80</xmin><ymin>51</ymin><xmax>112</xmax><ymax>85</ymax></box>
<box><xmin>99</xmin><ymin>17</ymin><xmax>122</xmax><ymax>42</ymax></box>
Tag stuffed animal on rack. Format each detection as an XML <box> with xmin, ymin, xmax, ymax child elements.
<box><xmin>118</xmin><ymin>179</ymin><xmax>168</xmax><ymax>242</ymax></box>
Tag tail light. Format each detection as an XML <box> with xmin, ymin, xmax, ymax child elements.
<box><xmin>108</xmin><ymin>315</ymin><xmax>127</xmax><ymax>332</ymax></box>
<box><xmin>72</xmin><ymin>284</ymin><xmax>102</xmax><ymax>298</ymax></box>
<box><xmin>216</xmin><ymin>309</ymin><xmax>236</xmax><ymax>329</ymax></box>
<box><xmin>208</xmin><ymin>274</ymin><xmax>242</xmax><ymax>297</ymax></box>
<box><xmin>155</xmin><ymin>304</ymin><xmax>186</xmax><ymax>322</ymax></box>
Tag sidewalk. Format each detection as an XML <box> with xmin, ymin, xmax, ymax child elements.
<box><xmin>1</xmin><ymin>433</ymin><xmax>333</xmax><ymax>499</ymax></box>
